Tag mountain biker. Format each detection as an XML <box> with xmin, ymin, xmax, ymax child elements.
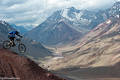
<box><xmin>8</xmin><ymin>31</ymin><xmax>22</xmax><ymax>47</ymax></box>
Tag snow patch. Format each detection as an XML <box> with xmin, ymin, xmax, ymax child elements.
<box><xmin>62</xmin><ymin>9</ymin><xmax>68</xmax><ymax>18</ymax></box>
<box><xmin>62</xmin><ymin>8</ymin><xmax>75</xmax><ymax>21</ymax></box>
<box><xmin>74</xmin><ymin>12</ymin><xmax>83</xmax><ymax>20</ymax></box>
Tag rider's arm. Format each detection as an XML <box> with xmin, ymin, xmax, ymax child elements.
<box><xmin>16</xmin><ymin>34</ymin><xmax>22</xmax><ymax>38</ymax></box>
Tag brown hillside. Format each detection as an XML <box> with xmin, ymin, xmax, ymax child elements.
<box><xmin>0</xmin><ymin>49</ymin><xmax>65</xmax><ymax>80</ymax></box>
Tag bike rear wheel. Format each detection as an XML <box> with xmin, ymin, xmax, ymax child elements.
<box><xmin>18</xmin><ymin>44</ymin><xmax>26</xmax><ymax>53</ymax></box>
<box><xmin>3</xmin><ymin>41</ymin><xmax>11</xmax><ymax>49</ymax></box>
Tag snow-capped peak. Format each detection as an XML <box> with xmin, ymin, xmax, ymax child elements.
<box><xmin>0</xmin><ymin>20</ymin><xmax>8</xmax><ymax>26</ymax></box>
<box><xmin>61</xmin><ymin>7</ymin><xmax>85</xmax><ymax>23</ymax></box>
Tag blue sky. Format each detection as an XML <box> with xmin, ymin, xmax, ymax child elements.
<box><xmin>0</xmin><ymin>0</ymin><xmax>118</xmax><ymax>27</ymax></box>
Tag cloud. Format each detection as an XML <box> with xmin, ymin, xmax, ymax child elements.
<box><xmin>0</xmin><ymin>0</ymin><xmax>116</xmax><ymax>27</ymax></box>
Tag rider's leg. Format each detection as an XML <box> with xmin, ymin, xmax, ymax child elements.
<box><xmin>9</xmin><ymin>37</ymin><xmax>15</xmax><ymax>47</ymax></box>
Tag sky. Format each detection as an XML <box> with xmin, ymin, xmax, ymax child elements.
<box><xmin>0</xmin><ymin>0</ymin><xmax>117</xmax><ymax>27</ymax></box>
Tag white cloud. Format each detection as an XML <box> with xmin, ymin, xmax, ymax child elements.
<box><xmin>0</xmin><ymin>0</ymin><xmax>116</xmax><ymax>27</ymax></box>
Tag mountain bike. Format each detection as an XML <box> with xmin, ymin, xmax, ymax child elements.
<box><xmin>3</xmin><ymin>37</ymin><xmax>26</xmax><ymax>53</ymax></box>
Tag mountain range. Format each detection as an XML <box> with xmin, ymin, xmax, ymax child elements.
<box><xmin>25</xmin><ymin>6</ymin><xmax>111</xmax><ymax>46</ymax></box>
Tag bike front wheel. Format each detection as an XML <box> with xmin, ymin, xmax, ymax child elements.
<box><xmin>18</xmin><ymin>44</ymin><xmax>26</xmax><ymax>53</ymax></box>
<box><xmin>3</xmin><ymin>41</ymin><xmax>11</xmax><ymax>49</ymax></box>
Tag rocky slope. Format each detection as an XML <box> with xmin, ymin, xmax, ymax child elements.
<box><xmin>0</xmin><ymin>49</ymin><xmax>65</xmax><ymax>80</ymax></box>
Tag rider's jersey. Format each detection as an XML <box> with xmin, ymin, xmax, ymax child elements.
<box><xmin>8</xmin><ymin>31</ymin><xmax>18</xmax><ymax>37</ymax></box>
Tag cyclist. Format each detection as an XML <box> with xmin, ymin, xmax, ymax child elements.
<box><xmin>8</xmin><ymin>31</ymin><xmax>22</xmax><ymax>47</ymax></box>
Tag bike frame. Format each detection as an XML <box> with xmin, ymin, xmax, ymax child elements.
<box><xmin>14</xmin><ymin>38</ymin><xmax>22</xmax><ymax>46</ymax></box>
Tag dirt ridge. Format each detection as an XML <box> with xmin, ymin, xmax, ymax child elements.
<box><xmin>0</xmin><ymin>49</ymin><xmax>65</xmax><ymax>80</ymax></box>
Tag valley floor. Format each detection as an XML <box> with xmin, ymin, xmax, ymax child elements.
<box><xmin>53</xmin><ymin>63</ymin><xmax>120</xmax><ymax>80</ymax></box>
